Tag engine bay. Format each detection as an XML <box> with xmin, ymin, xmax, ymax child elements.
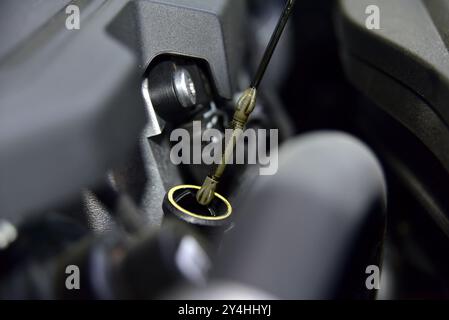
<box><xmin>1</xmin><ymin>0</ymin><xmax>449</xmax><ymax>300</ymax></box>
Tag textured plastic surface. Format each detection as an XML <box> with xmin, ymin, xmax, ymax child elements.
<box><xmin>0</xmin><ymin>0</ymin><xmax>244</xmax><ymax>221</ymax></box>
<box><xmin>108</xmin><ymin>0</ymin><xmax>246</xmax><ymax>99</ymax></box>
<box><xmin>337</xmin><ymin>0</ymin><xmax>449</xmax><ymax>173</ymax></box>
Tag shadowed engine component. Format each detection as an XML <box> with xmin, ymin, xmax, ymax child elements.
<box><xmin>212</xmin><ymin>132</ymin><xmax>387</xmax><ymax>299</ymax></box>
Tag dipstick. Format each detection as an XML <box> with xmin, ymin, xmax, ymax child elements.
<box><xmin>196</xmin><ymin>0</ymin><xmax>297</xmax><ymax>206</ymax></box>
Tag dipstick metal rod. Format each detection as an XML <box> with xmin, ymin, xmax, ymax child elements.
<box><xmin>196</xmin><ymin>0</ymin><xmax>297</xmax><ymax>206</ymax></box>
<box><xmin>251</xmin><ymin>0</ymin><xmax>297</xmax><ymax>89</ymax></box>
